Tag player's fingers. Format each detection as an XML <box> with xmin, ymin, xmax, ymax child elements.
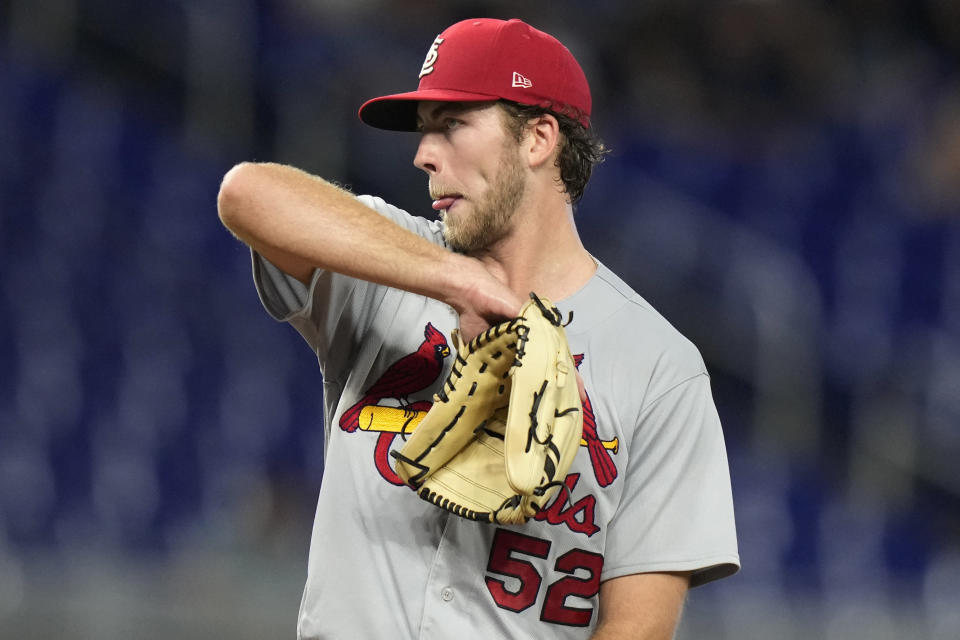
<box><xmin>457</xmin><ymin>312</ymin><xmax>489</xmax><ymax>344</ymax></box>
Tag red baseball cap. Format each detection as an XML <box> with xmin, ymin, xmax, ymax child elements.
<box><xmin>358</xmin><ymin>18</ymin><xmax>592</xmax><ymax>131</ymax></box>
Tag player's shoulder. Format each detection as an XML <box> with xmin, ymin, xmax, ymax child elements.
<box><xmin>564</xmin><ymin>261</ymin><xmax>708</xmax><ymax>378</ymax></box>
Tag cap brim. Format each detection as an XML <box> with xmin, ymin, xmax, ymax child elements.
<box><xmin>358</xmin><ymin>88</ymin><xmax>501</xmax><ymax>131</ymax></box>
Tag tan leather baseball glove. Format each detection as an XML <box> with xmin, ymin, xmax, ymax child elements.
<box><xmin>392</xmin><ymin>293</ymin><xmax>583</xmax><ymax>525</ymax></box>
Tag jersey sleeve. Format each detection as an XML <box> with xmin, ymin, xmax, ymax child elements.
<box><xmin>602</xmin><ymin>369</ymin><xmax>741</xmax><ymax>588</ymax></box>
<box><xmin>250</xmin><ymin>195</ymin><xmax>446</xmax><ymax>382</ymax></box>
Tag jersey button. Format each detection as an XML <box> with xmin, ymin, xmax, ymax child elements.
<box><xmin>441</xmin><ymin>587</ymin><xmax>454</xmax><ymax>602</ymax></box>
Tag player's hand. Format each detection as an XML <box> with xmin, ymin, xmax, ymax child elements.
<box><xmin>442</xmin><ymin>256</ymin><xmax>587</xmax><ymax>405</ymax></box>
<box><xmin>455</xmin><ymin>287</ymin><xmax>588</xmax><ymax>405</ymax></box>
<box><xmin>446</xmin><ymin>260</ymin><xmax>524</xmax><ymax>344</ymax></box>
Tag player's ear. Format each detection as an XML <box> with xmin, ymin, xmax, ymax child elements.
<box><xmin>524</xmin><ymin>113</ymin><xmax>561</xmax><ymax>170</ymax></box>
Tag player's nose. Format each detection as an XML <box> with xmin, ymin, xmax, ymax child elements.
<box><xmin>414</xmin><ymin>134</ymin><xmax>441</xmax><ymax>174</ymax></box>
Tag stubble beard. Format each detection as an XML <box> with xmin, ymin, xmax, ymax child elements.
<box><xmin>440</xmin><ymin>144</ymin><xmax>526</xmax><ymax>253</ymax></box>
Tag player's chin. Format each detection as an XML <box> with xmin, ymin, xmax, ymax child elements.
<box><xmin>441</xmin><ymin>227</ymin><xmax>467</xmax><ymax>252</ymax></box>
<box><xmin>442</xmin><ymin>221</ymin><xmax>480</xmax><ymax>253</ymax></box>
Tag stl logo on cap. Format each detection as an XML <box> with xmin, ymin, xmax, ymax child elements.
<box><xmin>419</xmin><ymin>36</ymin><xmax>444</xmax><ymax>78</ymax></box>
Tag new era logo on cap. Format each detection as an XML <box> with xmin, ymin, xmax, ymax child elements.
<box><xmin>511</xmin><ymin>72</ymin><xmax>532</xmax><ymax>89</ymax></box>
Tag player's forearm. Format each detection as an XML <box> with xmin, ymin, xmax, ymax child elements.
<box><xmin>589</xmin><ymin>621</ymin><xmax>680</xmax><ymax>640</ymax></box>
<box><xmin>589</xmin><ymin>608</ymin><xmax>684</xmax><ymax>640</ymax></box>
<box><xmin>216</xmin><ymin>161</ymin><xmax>471</xmax><ymax>304</ymax></box>
<box><xmin>589</xmin><ymin>573</ymin><xmax>687</xmax><ymax>640</ymax></box>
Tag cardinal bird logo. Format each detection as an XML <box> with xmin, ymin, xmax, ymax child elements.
<box><xmin>339</xmin><ymin>323</ymin><xmax>451</xmax><ymax>484</ymax></box>
<box><xmin>573</xmin><ymin>353</ymin><xmax>618</xmax><ymax>487</ymax></box>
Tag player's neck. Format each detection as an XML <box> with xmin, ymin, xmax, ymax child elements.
<box><xmin>470</xmin><ymin>190</ymin><xmax>596</xmax><ymax>303</ymax></box>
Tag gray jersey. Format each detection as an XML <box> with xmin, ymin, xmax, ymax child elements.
<box><xmin>252</xmin><ymin>195</ymin><xmax>740</xmax><ymax>639</ymax></box>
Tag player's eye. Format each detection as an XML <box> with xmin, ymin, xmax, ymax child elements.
<box><xmin>444</xmin><ymin>118</ymin><xmax>462</xmax><ymax>131</ymax></box>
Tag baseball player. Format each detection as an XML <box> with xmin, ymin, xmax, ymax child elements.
<box><xmin>217</xmin><ymin>18</ymin><xmax>739</xmax><ymax>640</ymax></box>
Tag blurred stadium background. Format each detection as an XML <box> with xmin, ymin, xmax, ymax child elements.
<box><xmin>1</xmin><ymin>1</ymin><xmax>959</xmax><ymax>638</ymax></box>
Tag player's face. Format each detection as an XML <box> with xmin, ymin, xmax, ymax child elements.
<box><xmin>415</xmin><ymin>102</ymin><xmax>527</xmax><ymax>252</ymax></box>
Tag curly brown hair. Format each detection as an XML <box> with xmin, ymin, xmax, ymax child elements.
<box><xmin>498</xmin><ymin>101</ymin><xmax>608</xmax><ymax>204</ymax></box>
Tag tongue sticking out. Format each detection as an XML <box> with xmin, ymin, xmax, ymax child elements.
<box><xmin>432</xmin><ymin>196</ymin><xmax>458</xmax><ymax>211</ymax></box>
